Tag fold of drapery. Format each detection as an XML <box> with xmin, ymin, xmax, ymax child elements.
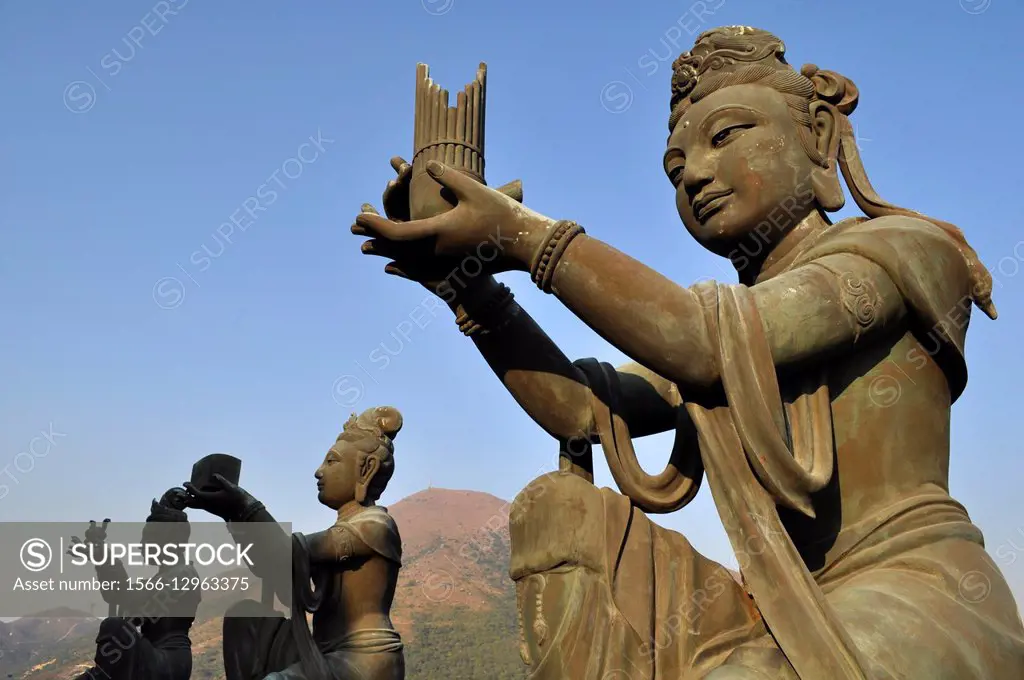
<box><xmin>576</xmin><ymin>357</ymin><xmax>703</xmax><ymax>515</ymax></box>
<box><xmin>581</xmin><ymin>328</ymin><xmax>864</xmax><ymax>679</ymax></box>
<box><xmin>684</xmin><ymin>282</ymin><xmax>870</xmax><ymax>680</ymax></box>
<box><xmin>507</xmin><ymin>471</ymin><xmax>764</xmax><ymax>680</ymax></box>
<box><xmin>574</xmin><ymin>217</ymin><xmax>984</xmax><ymax>678</ymax></box>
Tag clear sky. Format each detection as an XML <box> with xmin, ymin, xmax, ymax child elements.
<box><xmin>2</xmin><ymin>0</ymin><xmax>1023</xmax><ymax>602</ymax></box>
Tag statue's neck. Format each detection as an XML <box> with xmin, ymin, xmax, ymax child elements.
<box><xmin>733</xmin><ymin>210</ymin><xmax>830</xmax><ymax>285</ymax></box>
<box><xmin>337</xmin><ymin>500</ymin><xmax>371</xmax><ymax>522</ymax></box>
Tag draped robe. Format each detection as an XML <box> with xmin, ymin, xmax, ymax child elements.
<box><xmin>509</xmin><ymin>217</ymin><xmax>1024</xmax><ymax>679</ymax></box>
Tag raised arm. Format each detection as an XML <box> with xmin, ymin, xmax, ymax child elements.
<box><xmin>451</xmin><ymin>277</ymin><xmax>682</xmax><ymax>442</ymax></box>
<box><xmin>224</xmin><ymin>503</ymin><xmax>293</xmax><ymax>602</ymax></box>
<box><xmin>359</xmin><ymin>159</ymin><xmax>682</xmax><ymax>444</ymax></box>
<box><xmin>355</xmin><ymin>168</ymin><xmax>922</xmax><ymax>398</ymax></box>
<box><xmin>544</xmin><ymin>233</ymin><xmax>907</xmax><ymax>393</ymax></box>
<box><xmin>182</xmin><ymin>477</ymin><xmax>294</xmax><ymax>604</ymax></box>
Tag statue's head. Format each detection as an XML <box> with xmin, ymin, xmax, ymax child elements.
<box><xmin>142</xmin><ymin>487</ymin><xmax>190</xmax><ymax>555</ymax></box>
<box><xmin>315</xmin><ymin>406</ymin><xmax>402</xmax><ymax>510</ymax></box>
<box><xmin>666</xmin><ymin>26</ymin><xmax>996</xmax><ymax>317</ymax></box>
<box><xmin>666</xmin><ymin>27</ymin><xmax>852</xmax><ymax>261</ymax></box>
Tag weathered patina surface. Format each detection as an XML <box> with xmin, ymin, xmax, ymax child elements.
<box><xmin>354</xmin><ymin>26</ymin><xmax>1024</xmax><ymax>679</ymax></box>
<box><xmin>185</xmin><ymin>407</ymin><xmax>405</xmax><ymax>680</ymax></box>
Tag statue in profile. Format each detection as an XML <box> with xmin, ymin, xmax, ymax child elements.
<box><xmin>352</xmin><ymin>26</ymin><xmax>1024</xmax><ymax>679</ymax></box>
<box><xmin>184</xmin><ymin>406</ymin><xmax>405</xmax><ymax>680</ymax></box>
<box><xmin>72</xmin><ymin>488</ymin><xmax>200</xmax><ymax>680</ymax></box>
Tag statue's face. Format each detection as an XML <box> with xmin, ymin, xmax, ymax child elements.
<box><xmin>665</xmin><ymin>83</ymin><xmax>819</xmax><ymax>262</ymax></box>
<box><xmin>315</xmin><ymin>442</ymin><xmax>360</xmax><ymax>509</ymax></box>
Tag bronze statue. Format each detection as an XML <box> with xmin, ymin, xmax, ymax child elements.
<box><xmin>72</xmin><ymin>488</ymin><xmax>200</xmax><ymax>680</ymax></box>
<box><xmin>184</xmin><ymin>407</ymin><xmax>405</xmax><ymax>680</ymax></box>
<box><xmin>353</xmin><ymin>26</ymin><xmax>1024</xmax><ymax>679</ymax></box>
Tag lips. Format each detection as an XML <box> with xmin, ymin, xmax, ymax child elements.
<box><xmin>692</xmin><ymin>189</ymin><xmax>732</xmax><ymax>221</ymax></box>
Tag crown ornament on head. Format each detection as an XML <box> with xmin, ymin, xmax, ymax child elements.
<box><xmin>668</xmin><ymin>26</ymin><xmax>858</xmax><ymax>132</ymax></box>
<box><xmin>670</xmin><ymin>27</ymin><xmax>783</xmax><ymax>105</ymax></box>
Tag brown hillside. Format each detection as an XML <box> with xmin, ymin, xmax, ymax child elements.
<box><xmin>390</xmin><ymin>487</ymin><xmax>513</xmax><ymax>617</ymax></box>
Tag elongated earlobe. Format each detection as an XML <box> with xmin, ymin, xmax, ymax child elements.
<box><xmin>354</xmin><ymin>452</ymin><xmax>380</xmax><ymax>504</ymax></box>
<box><xmin>808</xmin><ymin>101</ymin><xmax>845</xmax><ymax>212</ymax></box>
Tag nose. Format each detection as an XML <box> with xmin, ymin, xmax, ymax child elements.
<box><xmin>682</xmin><ymin>152</ymin><xmax>714</xmax><ymax>199</ymax></box>
<box><xmin>314</xmin><ymin>467</ymin><xmax>324</xmax><ymax>480</ymax></box>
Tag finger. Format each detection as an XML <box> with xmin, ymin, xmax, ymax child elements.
<box><xmin>383</xmin><ymin>262</ymin><xmax>414</xmax><ymax>280</ymax></box>
<box><xmin>390</xmin><ymin>156</ymin><xmax>410</xmax><ymax>174</ymax></box>
<box><xmin>383</xmin><ymin>166</ymin><xmax>413</xmax><ymax>199</ymax></box>
<box><xmin>212</xmin><ymin>473</ymin><xmax>237</xmax><ymax>489</ymax></box>
<box><xmin>89</xmin><ymin>520</ymin><xmax>96</xmax><ymax>528</ymax></box>
<box><xmin>360</xmin><ymin>238</ymin><xmax>426</xmax><ymax>260</ymax></box>
<box><xmin>397</xmin><ymin>162</ymin><xmax>413</xmax><ymax>183</ymax></box>
<box><xmin>360</xmin><ymin>203</ymin><xmax>380</xmax><ymax>216</ymax></box>
<box><xmin>354</xmin><ymin>211</ymin><xmax>454</xmax><ymax>242</ymax></box>
<box><xmin>424</xmin><ymin>160</ymin><xmax>479</xmax><ymax>200</ymax></box>
<box><xmin>102</xmin><ymin>519</ymin><xmax>111</xmax><ymax>526</ymax></box>
<box><xmin>383</xmin><ymin>260</ymin><xmax>452</xmax><ymax>285</ymax></box>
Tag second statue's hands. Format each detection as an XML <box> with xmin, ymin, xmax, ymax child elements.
<box><xmin>354</xmin><ymin>159</ymin><xmax>556</xmax><ymax>276</ymax></box>
<box><xmin>182</xmin><ymin>474</ymin><xmax>258</xmax><ymax>522</ymax></box>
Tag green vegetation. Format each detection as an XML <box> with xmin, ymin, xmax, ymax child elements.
<box><xmin>405</xmin><ymin>602</ymin><xmax>527</xmax><ymax>679</ymax></box>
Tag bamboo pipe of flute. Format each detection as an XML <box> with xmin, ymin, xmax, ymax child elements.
<box><xmin>455</xmin><ymin>91</ymin><xmax>466</xmax><ymax>169</ymax></box>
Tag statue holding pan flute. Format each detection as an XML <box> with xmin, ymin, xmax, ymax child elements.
<box><xmin>354</xmin><ymin>27</ymin><xmax>1024</xmax><ymax>680</ymax></box>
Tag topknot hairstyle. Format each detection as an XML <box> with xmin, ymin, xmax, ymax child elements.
<box><xmin>336</xmin><ymin>406</ymin><xmax>403</xmax><ymax>502</ymax></box>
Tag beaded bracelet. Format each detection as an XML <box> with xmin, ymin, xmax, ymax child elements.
<box><xmin>530</xmin><ymin>220</ymin><xmax>585</xmax><ymax>293</ymax></box>
<box><xmin>236</xmin><ymin>501</ymin><xmax>266</xmax><ymax>523</ymax></box>
<box><xmin>454</xmin><ymin>282</ymin><xmax>516</xmax><ymax>336</ymax></box>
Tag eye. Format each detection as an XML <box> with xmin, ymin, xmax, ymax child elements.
<box><xmin>711</xmin><ymin>123</ymin><xmax>752</xmax><ymax>147</ymax></box>
<box><xmin>665</xmin><ymin>157</ymin><xmax>686</xmax><ymax>186</ymax></box>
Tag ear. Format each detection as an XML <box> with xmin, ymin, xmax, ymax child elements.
<box><xmin>354</xmin><ymin>452</ymin><xmax>380</xmax><ymax>504</ymax></box>
<box><xmin>808</xmin><ymin>101</ymin><xmax>845</xmax><ymax>212</ymax></box>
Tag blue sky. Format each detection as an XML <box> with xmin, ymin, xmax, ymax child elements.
<box><xmin>2</xmin><ymin>0</ymin><xmax>1023</xmax><ymax>602</ymax></box>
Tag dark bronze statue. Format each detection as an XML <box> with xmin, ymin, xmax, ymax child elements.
<box><xmin>73</xmin><ymin>488</ymin><xmax>200</xmax><ymax>680</ymax></box>
<box><xmin>184</xmin><ymin>407</ymin><xmax>405</xmax><ymax>680</ymax></box>
<box><xmin>353</xmin><ymin>26</ymin><xmax>1024</xmax><ymax>679</ymax></box>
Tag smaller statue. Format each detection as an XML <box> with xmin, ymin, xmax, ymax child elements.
<box><xmin>72</xmin><ymin>488</ymin><xmax>200</xmax><ymax>680</ymax></box>
<box><xmin>184</xmin><ymin>406</ymin><xmax>405</xmax><ymax>680</ymax></box>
